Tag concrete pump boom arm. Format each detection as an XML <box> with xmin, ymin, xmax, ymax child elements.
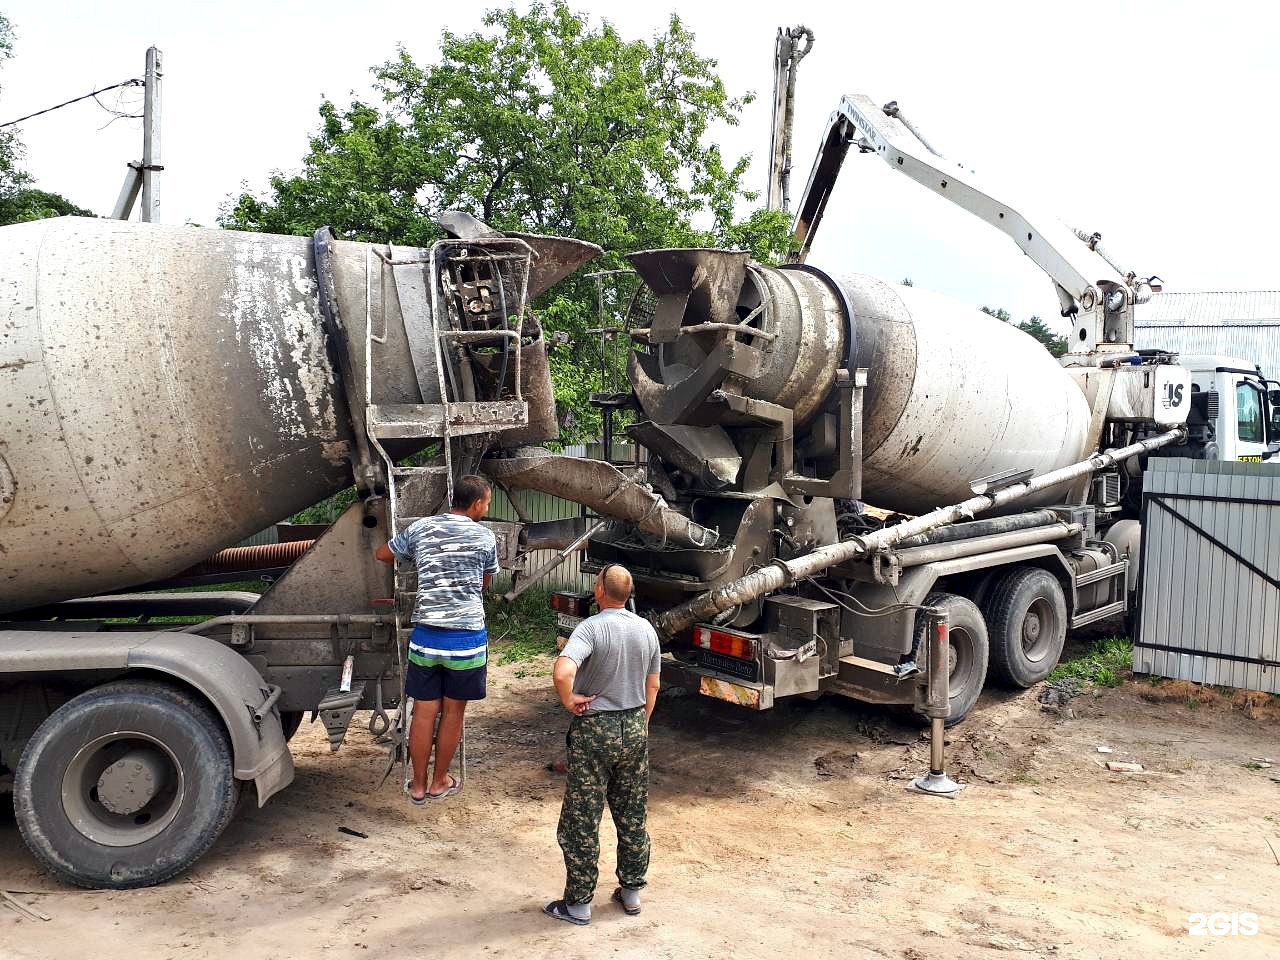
<box><xmin>790</xmin><ymin>94</ymin><xmax>1139</xmax><ymax>317</ymax></box>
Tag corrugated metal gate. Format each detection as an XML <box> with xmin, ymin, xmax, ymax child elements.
<box><xmin>1135</xmin><ymin>458</ymin><xmax>1280</xmax><ymax>692</ymax></box>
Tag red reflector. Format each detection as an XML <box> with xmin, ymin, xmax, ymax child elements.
<box><xmin>693</xmin><ymin>625</ymin><xmax>757</xmax><ymax>661</ymax></box>
<box><xmin>550</xmin><ymin>591</ymin><xmax>591</xmax><ymax>617</ymax></box>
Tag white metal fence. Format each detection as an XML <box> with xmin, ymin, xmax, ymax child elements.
<box><xmin>1135</xmin><ymin>457</ymin><xmax>1280</xmax><ymax>693</ymax></box>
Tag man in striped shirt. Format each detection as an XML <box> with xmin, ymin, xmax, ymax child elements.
<box><xmin>376</xmin><ymin>475</ymin><xmax>499</xmax><ymax>802</ymax></box>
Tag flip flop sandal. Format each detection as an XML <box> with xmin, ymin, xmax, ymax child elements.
<box><xmin>407</xmin><ymin>790</ymin><xmax>428</xmax><ymax>806</ymax></box>
<box><xmin>426</xmin><ymin>775</ymin><xmax>462</xmax><ymax>800</ymax></box>
<box><xmin>612</xmin><ymin>887</ymin><xmax>641</xmax><ymax>916</ymax></box>
<box><xmin>543</xmin><ymin>900</ymin><xmax>589</xmax><ymax>925</ymax></box>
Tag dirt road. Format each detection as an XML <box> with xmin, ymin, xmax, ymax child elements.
<box><xmin>3</xmin><ymin>653</ymin><xmax>1278</xmax><ymax>960</ymax></box>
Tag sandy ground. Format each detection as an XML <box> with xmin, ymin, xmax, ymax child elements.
<box><xmin>3</xmin><ymin>649</ymin><xmax>1279</xmax><ymax>960</ymax></box>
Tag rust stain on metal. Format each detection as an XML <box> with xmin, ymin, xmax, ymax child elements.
<box><xmin>698</xmin><ymin>676</ymin><xmax>761</xmax><ymax>708</ymax></box>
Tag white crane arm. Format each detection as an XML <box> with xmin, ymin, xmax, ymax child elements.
<box><xmin>792</xmin><ymin>94</ymin><xmax>1136</xmax><ymax>317</ymax></box>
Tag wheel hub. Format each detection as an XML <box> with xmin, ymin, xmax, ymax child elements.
<box><xmin>96</xmin><ymin>748</ymin><xmax>167</xmax><ymax>816</ymax></box>
<box><xmin>62</xmin><ymin>732</ymin><xmax>185</xmax><ymax>847</ymax></box>
<box><xmin>1021</xmin><ymin>598</ymin><xmax>1055</xmax><ymax>661</ymax></box>
<box><xmin>1022</xmin><ymin>611</ymin><xmax>1042</xmax><ymax>646</ymax></box>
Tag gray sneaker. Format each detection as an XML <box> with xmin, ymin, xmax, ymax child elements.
<box><xmin>612</xmin><ymin>887</ymin><xmax>641</xmax><ymax>916</ymax></box>
<box><xmin>544</xmin><ymin>900</ymin><xmax>590</xmax><ymax>925</ymax></box>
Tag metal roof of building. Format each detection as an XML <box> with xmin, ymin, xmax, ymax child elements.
<box><xmin>1134</xmin><ymin>291</ymin><xmax>1280</xmax><ymax>377</ymax></box>
<box><xmin>1135</xmin><ymin>290</ymin><xmax>1280</xmax><ymax>326</ymax></box>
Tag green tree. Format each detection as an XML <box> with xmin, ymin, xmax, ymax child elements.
<box><xmin>0</xmin><ymin>187</ymin><xmax>93</xmax><ymax>224</ymax></box>
<box><xmin>981</xmin><ymin>305</ymin><xmax>1067</xmax><ymax>358</ymax></box>
<box><xmin>222</xmin><ymin>1</ymin><xmax>791</xmax><ymax>438</ymax></box>
<box><xmin>0</xmin><ymin>14</ymin><xmax>93</xmax><ymax>225</ymax></box>
<box><xmin>0</xmin><ymin>13</ymin><xmax>26</xmax><ymax>196</ymax></box>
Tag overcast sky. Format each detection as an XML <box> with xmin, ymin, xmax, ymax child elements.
<box><xmin>2</xmin><ymin>0</ymin><xmax>1276</xmax><ymax>326</ymax></box>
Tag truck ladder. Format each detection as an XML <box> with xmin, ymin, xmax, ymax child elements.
<box><xmin>362</xmin><ymin>237</ymin><xmax>535</xmax><ymax>793</ymax></box>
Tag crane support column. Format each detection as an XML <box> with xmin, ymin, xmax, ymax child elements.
<box><xmin>910</xmin><ymin>607</ymin><xmax>963</xmax><ymax>798</ymax></box>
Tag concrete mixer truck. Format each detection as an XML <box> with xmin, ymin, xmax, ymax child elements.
<box><xmin>0</xmin><ymin>212</ymin><xmax>604</xmax><ymax>888</ymax></box>
<box><xmin>495</xmin><ymin>95</ymin><xmax>1259</xmax><ymax>736</ymax></box>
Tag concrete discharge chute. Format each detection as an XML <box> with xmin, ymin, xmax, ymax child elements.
<box><xmin>482</xmin><ymin>448</ymin><xmax>718</xmax><ymax>549</ymax></box>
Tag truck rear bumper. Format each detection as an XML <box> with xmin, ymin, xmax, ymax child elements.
<box><xmin>662</xmin><ymin>657</ymin><xmax>776</xmax><ymax>710</ymax></box>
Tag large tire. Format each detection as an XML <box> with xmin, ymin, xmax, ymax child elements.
<box><xmin>14</xmin><ymin>680</ymin><xmax>239</xmax><ymax>889</ymax></box>
<box><xmin>911</xmin><ymin>592</ymin><xmax>989</xmax><ymax>725</ymax></box>
<box><xmin>982</xmin><ymin>567</ymin><xmax>1068</xmax><ymax>688</ymax></box>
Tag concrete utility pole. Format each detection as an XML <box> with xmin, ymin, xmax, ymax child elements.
<box><xmin>766</xmin><ymin>26</ymin><xmax>813</xmax><ymax>214</ymax></box>
<box><xmin>111</xmin><ymin>46</ymin><xmax>163</xmax><ymax>222</ymax></box>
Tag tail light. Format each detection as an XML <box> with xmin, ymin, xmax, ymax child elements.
<box><xmin>693</xmin><ymin>625</ymin><xmax>758</xmax><ymax>661</ymax></box>
<box><xmin>550</xmin><ymin>591</ymin><xmax>592</xmax><ymax>617</ymax></box>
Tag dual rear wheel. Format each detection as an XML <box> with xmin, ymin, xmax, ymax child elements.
<box><xmin>912</xmin><ymin>567</ymin><xmax>1068</xmax><ymax>724</ymax></box>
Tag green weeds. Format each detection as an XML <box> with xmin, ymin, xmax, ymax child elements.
<box><xmin>1049</xmin><ymin>637</ymin><xmax>1132</xmax><ymax>689</ymax></box>
<box><xmin>485</xmin><ymin>588</ymin><xmax>560</xmax><ymax>665</ymax></box>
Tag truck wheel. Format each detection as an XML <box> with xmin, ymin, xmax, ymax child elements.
<box><xmin>14</xmin><ymin>680</ymin><xmax>239</xmax><ymax>889</ymax></box>
<box><xmin>912</xmin><ymin>592</ymin><xmax>989</xmax><ymax>725</ymax></box>
<box><xmin>983</xmin><ymin>567</ymin><xmax>1067</xmax><ymax>688</ymax></box>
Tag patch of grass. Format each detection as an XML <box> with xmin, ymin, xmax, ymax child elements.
<box><xmin>163</xmin><ymin>579</ymin><xmax>270</xmax><ymax>594</ymax></box>
<box><xmin>105</xmin><ymin>579</ymin><xmax>270</xmax><ymax>625</ymax></box>
<box><xmin>1049</xmin><ymin>637</ymin><xmax>1132</xmax><ymax>688</ymax></box>
<box><xmin>1093</xmin><ymin>666</ymin><xmax>1123</xmax><ymax>688</ymax></box>
<box><xmin>485</xmin><ymin>588</ymin><xmax>559</xmax><ymax>665</ymax></box>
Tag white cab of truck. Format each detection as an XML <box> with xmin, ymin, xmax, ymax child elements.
<box><xmin>1180</xmin><ymin>353</ymin><xmax>1280</xmax><ymax>462</ymax></box>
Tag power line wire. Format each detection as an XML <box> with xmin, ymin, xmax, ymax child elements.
<box><xmin>0</xmin><ymin>78</ymin><xmax>142</xmax><ymax>129</ymax></box>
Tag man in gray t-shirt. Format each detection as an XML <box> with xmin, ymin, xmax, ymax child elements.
<box><xmin>544</xmin><ymin>564</ymin><xmax>660</xmax><ymax>926</ymax></box>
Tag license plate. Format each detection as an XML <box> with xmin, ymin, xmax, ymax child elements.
<box><xmin>556</xmin><ymin>612</ymin><xmax>583</xmax><ymax>633</ymax></box>
<box><xmin>698</xmin><ymin>650</ymin><xmax>759</xmax><ymax>682</ymax></box>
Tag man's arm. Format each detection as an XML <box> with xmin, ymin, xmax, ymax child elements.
<box><xmin>644</xmin><ymin>672</ymin><xmax>660</xmax><ymax>726</ymax></box>
<box><xmin>644</xmin><ymin>628</ymin><xmax>661</xmax><ymax>725</ymax></box>
<box><xmin>482</xmin><ymin>538</ymin><xmax>498</xmax><ymax>592</ymax></box>
<box><xmin>378</xmin><ymin>525</ymin><xmax>415</xmax><ymax>565</ymax></box>
<box><xmin>553</xmin><ymin>656</ymin><xmax>595</xmax><ymax>716</ymax></box>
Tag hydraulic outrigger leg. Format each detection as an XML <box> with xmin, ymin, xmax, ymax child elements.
<box><xmin>909</xmin><ymin>606</ymin><xmax>964</xmax><ymax>798</ymax></box>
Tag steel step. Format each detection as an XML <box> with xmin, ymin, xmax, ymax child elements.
<box><xmin>391</xmin><ymin>465</ymin><xmax>448</xmax><ymax>478</ymax></box>
<box><xmin>1074</xmin><ymin>559</ymin><xmax>1127</xmax><ymax>588</ymax></box>
<box><xmin>367</xmin><ymin>401</ymin><xmax>528</xmax><ymax>439</ymax></box>
<box><xmin>1070</xmin><ymin>599</ymin><xmax>1128</xmax><ymax>629</ymax></box>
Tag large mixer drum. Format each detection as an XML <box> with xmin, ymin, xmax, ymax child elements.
<box><xmin>626</xmin><ymin>249</ymin><xmax>846</xmax><ymax>428</ymax></box>
<box><xmin>0</xmin><ymin>218</ymin><xmax>355</xmax><ymax>614</ymax></box>
<box><xmin>833</xmin><ymin>273</ymin><xmax>1091</xmax><ymax>514</ymax></box>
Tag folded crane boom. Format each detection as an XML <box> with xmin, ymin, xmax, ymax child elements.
<box><xmin>790</xmin><ymin>93</ymin><xmax>1163</xmax><ymax>357</ymax></box>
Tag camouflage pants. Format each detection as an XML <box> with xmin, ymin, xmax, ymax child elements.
<box><xmin>557</xmin><ymin>707</ymin><xmax>650</xmax><ymax>905</ymax></box>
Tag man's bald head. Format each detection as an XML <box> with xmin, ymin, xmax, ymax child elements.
<box><xmin>596</xmin><ymin>564</ymin><xmax>633</xmax><ymax>607</ymax></box>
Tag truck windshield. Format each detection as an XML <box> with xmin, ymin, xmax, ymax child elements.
<box><xmin>1237</xmin><ymin>381</ymin><xmax>1265</xmax><ymax>443</ymax></box>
